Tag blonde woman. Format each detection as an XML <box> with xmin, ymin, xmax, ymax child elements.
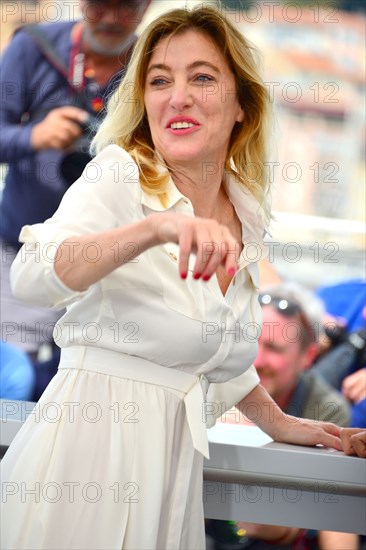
<box><xmin>1</xmin><ymin>7</ymin><xmax>349</xmax><ymax>549</ymax></box>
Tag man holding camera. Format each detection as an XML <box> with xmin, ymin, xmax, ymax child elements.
<box><xmin>0</xmin><ymin>1</ymin><xmax>152</xmax><ymax>383</ymax></box>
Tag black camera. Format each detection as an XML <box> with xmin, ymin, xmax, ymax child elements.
<box><xmin>59</xmin><ymin>115</ymin><xmax>98</xmax><ymax>187</ymax></box>
<box><xmin>324</xmin><ymin>324</ymin><xmax>366</xmax><ymax>371</ymax></box>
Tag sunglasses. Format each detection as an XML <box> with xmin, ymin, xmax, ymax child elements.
<box><xmin>259</xmin><ymin>293</ymin><xmax>316</xmax><ymax>345</ymax></box>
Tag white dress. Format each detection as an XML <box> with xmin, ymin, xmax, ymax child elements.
<box><xmin>1</xmin><ymin>145</ymin><xmax>267</xmax><ymax>550</ymax></box>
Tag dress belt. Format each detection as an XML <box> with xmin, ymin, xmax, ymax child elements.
<box><xmin>58</xmin><ymin>346</ymin><xmax>210</xmax><ymax>459</ymax></box>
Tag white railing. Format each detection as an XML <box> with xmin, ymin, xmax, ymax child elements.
<box><xmin>1</xmin><ymin>400</ymin><xmax>365</xmax><ymax>535</ymax></box>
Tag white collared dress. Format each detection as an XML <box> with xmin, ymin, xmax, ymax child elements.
<box><xmin>1</xmin><ymin>145</ymin><xmax>267</xmax><ymax>550</ymax></box>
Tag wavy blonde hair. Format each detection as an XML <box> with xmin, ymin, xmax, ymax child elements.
<box><xmin>91</xmin><ymin>6</ymin><xmax>272</xmax><ymax>220</ymax></box>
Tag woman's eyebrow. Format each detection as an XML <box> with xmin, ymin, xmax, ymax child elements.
<box><xmin>147</xmin><ymin>60</ymin><xmax>220</xmax><ymax>75</ymax></box>
<box><xmin>187</xmin><ymin>60</ymin><xmax>220</xmax><ymax>73</ymax></box>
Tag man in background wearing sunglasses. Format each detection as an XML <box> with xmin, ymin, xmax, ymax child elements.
<box><xmin>0</xmin><ymin>0</ymin><xmax>152</xmax><ymax>394</ymax></box>
<box><xmin>234</xmin><ymin>284</ymin><xmax>357</xmax><ymax>549</ymax></box>
<box><xmin>255</xmin><ymin>285</ymin><xmax>351</xmax><ymax>425</ymax></box>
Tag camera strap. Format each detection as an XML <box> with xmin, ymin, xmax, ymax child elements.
<box><xmin>21</xmin><ymin>23</ymin><xmax>92</xmax><ymax>111</ymax></box>
<box><xmin>22</xmin><ymin>25</ymin><xmax>75</xmax><ymax>89</ymax></box>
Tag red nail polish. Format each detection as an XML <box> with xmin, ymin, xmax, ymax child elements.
<box><xmin>202</xmin><ymin>275</ymin><xmax>210</xmax><ymax>281</ymax></box>
<box><xmin>180</xmin><ymin>272</ymin><xmax>187</xmax><ymax>280</ymax></box>
<box><xmin>193</xmin><ymin>273</ymin><xmax>201</xmax><ymax>280</ymax></box>
<box><xmin>228</xmin><ymin>267</ymin><xmax>236</xmax><ymax>277</ymax></box>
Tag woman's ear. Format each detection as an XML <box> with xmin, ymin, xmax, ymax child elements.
<box><xmin>236</xmin><ymin>106</ymin><xmax>244</xmax><ymax>123</ymax></box>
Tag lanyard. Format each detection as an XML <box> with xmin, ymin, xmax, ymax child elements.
<box><xmin>68</xmin><ymin>23</ymin><xmax>104</xmax><ymax>113</ymax></box>
<box><xmin>69</xmin><ymin>23</ymin><xmax>86</xmax><ymax>91</ymax></box>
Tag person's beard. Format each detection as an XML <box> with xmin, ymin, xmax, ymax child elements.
<box><xmin>83</xmin><ymin>25</ymin><xmax>136</xmax><ymax>57</ymax></box>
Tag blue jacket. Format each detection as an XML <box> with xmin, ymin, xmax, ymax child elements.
<box><xmin>0</xmin><ymin>341</ymin><xmax>35</xmax><ymax>401</ymax></box>
<box><xmin>0</xmin><ymin>21</ymin><xmax>123</xmax><ymax>245</ymax></box>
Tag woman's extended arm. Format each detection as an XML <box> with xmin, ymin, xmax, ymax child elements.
<box><xmin>54</xmin><ymin>211</ymin><xmax>239</xmax><ymax>291</ymax></box>
<box><xmin>10</xmin><ymin>145</ymin><xmax>239</xmax><ymax>308</ymax></box>
<box><xmin>236</xmin><ymin>384</ymin><xmax>343</xmax><ymax>451</ymax></box>
<box><xmin>54</xmin><ymin>217</ymin><xmax>158</xmax><ymax>291</ymax></box>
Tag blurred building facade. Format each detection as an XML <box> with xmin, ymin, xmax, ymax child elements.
<box><xmin>229</xmin><ymin>3</ymin><xmax>365</xmax><ymax>285</ymax></box>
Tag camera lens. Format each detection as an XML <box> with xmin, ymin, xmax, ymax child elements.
<box><xmin>59</xmin><ymin>150</ymin><xmax>92</xmax><ymax>187</ymax></box>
